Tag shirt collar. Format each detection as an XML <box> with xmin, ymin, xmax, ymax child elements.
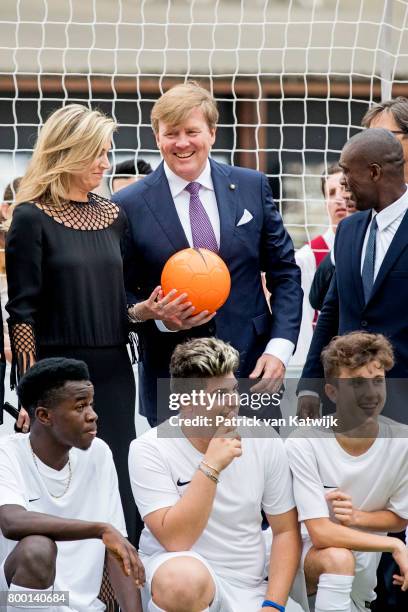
<box><xmin>323</xmin><ymin>226</ymin><xmax>335</xmax><ymax>250</ymax></box>
<box><xmin>372</xmin><ymin>185</ymin><xmax>408</xmax><ymax>231</ymax></box>
<box><xmin>164</xmin><ymin>159</ymin><xmax>214</xmax><ymax>198</ymax></box>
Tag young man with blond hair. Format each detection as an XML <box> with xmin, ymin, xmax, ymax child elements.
<box><xmin>129</xmin><ymin>337</ymin><xmax>303</xmax><ymax>612</ymax></box>
<box><xmin>113</xmin><ymin>81</ymin><xmax>302</xmax><ymax>426</ymax></box>
<box><xmin>287</xmin><ymin>331</ymin><xmax>408</xmax><ymax>612</ymax></box>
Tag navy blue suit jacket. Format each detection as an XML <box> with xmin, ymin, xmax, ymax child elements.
<box><xmin>300</xmin><ymin>208</ymin><xmax>408</xmax><ymax>421</ymax></box>
<box><xmin>113</xmin><ymin>159</ymin><xmax>302</xmax><ymax>423</ymax></box>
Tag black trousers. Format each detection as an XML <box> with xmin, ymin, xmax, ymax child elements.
<box><xmin>372</xmin><ymin>530</ymin><xmax>408</xmax><ymax>611</ymax></box>
<box><xmin>39</xmin><ymin>345</ymin><xmax>143</xmax><ymax>547</ymax></box>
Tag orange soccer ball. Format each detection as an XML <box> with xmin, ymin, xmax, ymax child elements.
<box><xmin>161</xmin><ymin>248</ymin><xmax>231</xmax><ymax>314</ymax></box>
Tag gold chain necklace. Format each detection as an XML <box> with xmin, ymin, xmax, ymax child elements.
<box><xmin>30</xmin><ymin>440</ymin><xmax>72</xmax><ymax>499</ymax></box>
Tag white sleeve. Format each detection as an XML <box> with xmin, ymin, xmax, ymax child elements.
<box><xmin>102</xmin><ymin>446</ymin><xmax>127</xmax><ymax>536</ymax></box>
<box><xmin>264</xmin><ymin>338</ymin><xmax>295</xmax><ymax>368</ymax></box>
<box><xmin>155</xmin><ymin>320</ymin><xmax>177</xmax><ymax>332</ymax></box>
<box><xmin>285</xmin><ymin>437</ymin><xmax>330</xmax><ymax>521</ymax></box>
<box><xmin>262</xmin><ymin>438</ymin><xmax>295</xmax><ymax>516</ymax></box>
<box><xmin>128</xmin><ymin>439</ymin><xmax>180</xmax><ymax>519</ymax></box>
<box><xmin>0</xmin><ymin>445</ymin><xmax>28</xmax><ymax>509</ymax></box>
<box><xmin>295</xmin><ymin>244</ymin><xmax>317</xmax><ymax>307</ymax></box>
<box><xmin>387</xmin><ymin>457</ymin><xmax>408</xmax><ymax>519</ymax></box>
<box><xmin>290</xmin><ymin>246</ymin><xmax>316</xmax><ymax>366</ymax></box>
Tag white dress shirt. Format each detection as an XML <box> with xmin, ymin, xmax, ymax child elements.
<box><xmin>290</xmin><ymin>226</ymin><xmax>335</xmax><ymax>367</ymax></box>
<box><xmin>164</xmin><ymin>160</ymin><xmax>220</xmax><ymax>248</ymax></box>
<box><xmin>156</xmin><ymin>160</ymin><xmax>295</xmax><ymax>367</ymax></box>
<box><xmin>360</xmin><ymin>185</ymin><xmax>408</xmax><ymax>278</ymax></box>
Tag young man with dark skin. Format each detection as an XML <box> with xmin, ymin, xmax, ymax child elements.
<box><xmin>288</xmin><ymin>332</ymin><xmax>408</xmax><ymax>612</ymax></box>
<box><xmin>0</xmin><ymin>357</ymin><xmax>144</xmax><ymax>612</ymax></box>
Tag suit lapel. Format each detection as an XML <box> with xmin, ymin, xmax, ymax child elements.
<box><xmin>210</xmin><ymin>159</ymin><xmax>238</xmax><ymax>261</ymax></box>
<box><xmin>142</xmin><ymin>163</ymin><xmax>189</xmax><ymax>252</ymax></box>
<box><xmin>370</xmin><ymin>208</ymin><xmax>408</xmax><ymax>300</ymax></box>
<box><xmin>351</xmin><ymin>211</ymin><xmax>371</xmax><ymax>307</ymax></box>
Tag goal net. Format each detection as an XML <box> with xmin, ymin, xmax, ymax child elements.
<box><xmin>1</xmin><ymin>0</ymin><xmax>408</xmax><ymax>249</ymax></box>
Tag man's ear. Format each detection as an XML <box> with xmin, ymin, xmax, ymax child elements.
<box><xmin>209</xmin><ymin>125</ymin><xmax>217</xmax><ymax>146</ymax></box>
<box><xmin>324</xmin><ymin>382</ymin><xmax>337</xmax><ymax>404</ymax></box>
<box><xmin>35</xmin><ymin>406</ymin><xmax>52</xmax><ymax>426</ymax></box>
<box><xmin>370</xmin><ymin>163</ymin><xmax>382</xmax><ymax>182</ymax></box>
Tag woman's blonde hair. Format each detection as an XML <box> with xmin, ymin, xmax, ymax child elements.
<box><xmin>15</xmin><ymin>104</ymin><xmax>116</xmax><ymax>208</ymax></box>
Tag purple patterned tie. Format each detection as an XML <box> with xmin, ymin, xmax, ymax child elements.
<box><xmin>185</xmin><ymin>182</ymin><xmax>218</xmax><ymax>252</ymax></box>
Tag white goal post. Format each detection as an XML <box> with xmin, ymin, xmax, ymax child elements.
<box><xmin>0</xmin><ymin>0</ymin><xmax>408</xmax><ymax>247</ymax></box>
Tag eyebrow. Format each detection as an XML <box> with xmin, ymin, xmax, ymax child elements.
<box><xmin>214</xmin><ymin>384</ymin><xmax>238</xmax><ymax>392</ymax></box>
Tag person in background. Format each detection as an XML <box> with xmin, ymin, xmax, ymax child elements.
<box><xmin>5</xmin><ymin>103</ymin><xmax>187</xmax><ymax>544</ymax></box>
<box><xmin>110</xmin><ymin>158</ymin><xmax>153</xmax><ymax>194</ymax></box>
<box><xmin>362</xmin><ymin>96</ymin><xmax>408</xmax><ymax>181</ymax></box>
<box><xmin>309</xmin><ymin>196</ymin><xmax>356</xmax><ymax>313</ymax></box>
<box><xmin>0</xmin><ymin>178</ymin><xmax>22</xmax><ymax>366</ymax></box>
<box><xmin>0</xmin><ymin>357</ymin><xmax>144</xmax><ymax>612</ymax></box>
<box><xmin>1</xmin><ymin>178</ymin><xmax>21</xmax><ymax>224</ymax></box>
<box><xmin>289</xmin><ymin>165</ymin><xmax>348</xmax><ymax>367</ymax></box>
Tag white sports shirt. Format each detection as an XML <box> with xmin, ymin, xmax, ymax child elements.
<box><xmin>285</xmin><ymin>417</ymin><xmax>408</xmax><ymax>527</ymax></box>
<box><xmin>0</xmin><ymin>435</ymin><xmax>126</xmax><ymax>612</ymax></box>
<box><xmin>129</xmin><ymin>426</ymin><xmax>295</xmax><ymax>589</ymax></box>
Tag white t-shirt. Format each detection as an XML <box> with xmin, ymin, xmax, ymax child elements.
<box><xmin>290</xmin><ymin>227</ymin><xmax>334</xmax><ymax>368</ymax></box>
<box><xmin>129</xmin><ymin>426</ymin><xmax>295</xmax><ymax>588</ymax></box>
<box><xmin>285</xmin><ymin>417</ymin><xmax>408</xmax><ymax>529</ymax></box>
<box><xmin>0</xmin><ymin>434</ymin><xmax>126</xmax><ymax>612</ymax></box>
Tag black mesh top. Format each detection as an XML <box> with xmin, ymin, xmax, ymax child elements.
<box><xmin>6</xmin><ymin>193</ymin><xmax>129</xmax><ymax>380</ymax></box>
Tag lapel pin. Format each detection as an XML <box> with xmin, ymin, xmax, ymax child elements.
<box><xmin>229</xmin><ymin>183</ymin><xmax>236</xmax><ymax>190</ymax></box>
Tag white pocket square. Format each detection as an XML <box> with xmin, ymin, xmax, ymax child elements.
<box><xmin>237</xmin><ymin>209</ymin><xmax>253</xmax><ymax>226</ymax></box>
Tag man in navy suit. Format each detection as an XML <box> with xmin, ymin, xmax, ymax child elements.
<box><xmin>113</xmin><ymin>82</ymin><xmax>302</xmax><ymax>426</ymax></box>
<box><xmin>298</xmin><ymin>127</ymin><xmax>408</xmax><ymax>425</ymax></box>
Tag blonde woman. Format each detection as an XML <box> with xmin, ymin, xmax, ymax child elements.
<box><xmin>5</xmin><ymin>104</ymin><xmax>186</xmax><ymax>544</ymax></box>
